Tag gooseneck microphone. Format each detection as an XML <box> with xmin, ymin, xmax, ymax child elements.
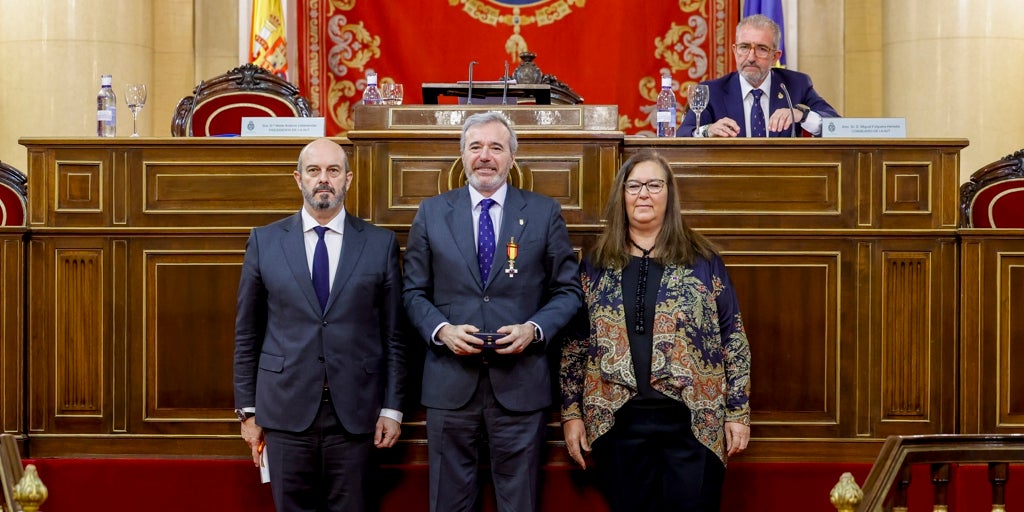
<box><xmin>777</xmin><ymin>75</ymin><xmax>797</xmax><ymax>138</ymax></box>
<box><xmin>467</xmin><ymin>61</ymin><xmax>478</xmax><ymax>105</ymax></box>
<box><xmin>502</xmin><ymin>61</ymin><xmax>510</xmax><ymax>105</ymax></box>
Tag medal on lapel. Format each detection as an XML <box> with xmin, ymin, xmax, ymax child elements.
<box><xmin>505</xmin><ymin>237</ymin><xmax>519</xmax><ymax>277</ymax></box>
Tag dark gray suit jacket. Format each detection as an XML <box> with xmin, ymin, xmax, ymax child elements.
<box><xmin>402</xmin><ymin>186</ymin><xmax>582</xmax><ymax>412</ymax></box>
<box><xmin>233</xmin><ymin>211</ymin><xmax>406</xmax><ymax>434</ymax></box>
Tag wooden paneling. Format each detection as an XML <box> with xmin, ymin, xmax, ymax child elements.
<box><xmin>0</xmin><ymin>230</ymin><xmax>24</xmax><ymax>436</ymax></box>
<box><xmin>14</xmin><ymin>129</ymin><xmax>972</xmax><ymax>461</ymax></box>
<box><xmin>960</xmin><ymin>231</ymin><xmax>1024</xmax><ymax>434</ymax></box>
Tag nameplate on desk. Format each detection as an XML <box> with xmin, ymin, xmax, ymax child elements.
<box><xmin>240</xmin><ymin>117</ymin><xmax>325</xmax><ymax>137</ymax></box>
<box><xmin>822</xmin><ymin>118</ymin><xmax>906</xmax><ymax>138</ymax></box>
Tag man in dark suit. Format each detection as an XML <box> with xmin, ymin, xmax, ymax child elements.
<box><xmin>678</xmin><ymin>14</ymin><xmax>839</xmax><ymax>138</ymax></box>
<box><xmin>234</xmin><ymin>138</ymin><xmax>406</xmax><ymax>512</ymax></box>
<box><xmin>402</xmin><ymin>112</ymin><xmax>582</xmax><ymax>512</ymax></box>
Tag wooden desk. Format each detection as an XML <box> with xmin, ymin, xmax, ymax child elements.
<box><xmin>14</xmin><ymin>132</ymin><xmax>982</xmax><ymax>462</ymax></box>
<box><xmin>625</xmin><ymin>137</ymin><xmax>967</xmax><ymax>458</ymax></box>
<box><xmin>959</xmin><ymin>229</ymin><xmax>1024</xmax><ymax>434</ymax></box>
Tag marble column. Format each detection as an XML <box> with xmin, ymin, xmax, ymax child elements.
<box><xmin>883</xmin><ymin>0</ymin><xmax>1024</xmax><ymax>180</ymax></box>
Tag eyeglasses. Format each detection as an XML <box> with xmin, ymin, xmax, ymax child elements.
<box><xmin>625</xmin><ymin>179</ymin><xmax>666</xmax><ymax>195</ymax></box>
<box><xmin>733</xmin><ymin>43</ymin><xmax>775</xmax><ymax>59</ymax></box>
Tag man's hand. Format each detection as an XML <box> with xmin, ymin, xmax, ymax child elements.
<box><xmin>704</xmin><ymin>117</ymin><xmax>741</xmax><ymax>138</ymax></box>
<box><xmin>240</xmin><ymin>416</ymin><xmax>264</xmax><ymax>466</ymax></box>
<box><xmin>437</xmin><ymin>324</ymin><xmax>485</xmax><ymax>355</ymax></box>
<box><xmin>492</xmin><ymin>323</ymin><xmax>536</xmax><ymax>355</ymax></box>
<box><xmin>374</xmin><ymin>417</ymin><xmax>401</xmax><ymax>448</ymax></box>
<box><xmin>768</xmin><ymin>108</ymin><xmax>803</xmax><ymax>133</ymax></box>
<box><xmin>725</xmin><ymin>421</ymin><xmax>750</xmax><ymax>457</ymax></box>
<box><xmin>562</xmin><ymin>419</ymin><xmax>591</xmax><ymax>469</ymax></box>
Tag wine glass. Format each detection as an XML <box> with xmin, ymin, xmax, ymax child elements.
<box><xmin>382</xmin><ymin>83</ymin><xmax>404</xmax><ymax>105</ymax></box>
<box><xmin>687</xmin><ymin>84</ymin><xmax>709</xmax><ymax>135</ymax></box>
<box><xmin>125</xmin><ymin>84</ymin><xmax>147</xmax><ymax>137</ymax></box>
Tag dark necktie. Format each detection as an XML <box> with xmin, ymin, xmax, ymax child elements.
<box><xmin>750</xmin><ymin>89</ymin><xmax>766</xmax><ymax>138</ymax></box>
<box><xmin>312</xmin><ymin>226</ymin><xmax>330</xmax><ymax>310</ymax></box>
<box><xmin>477</xmin><ymin>198</ymin><xmax>496</xmax><ymax>282</ymax></box>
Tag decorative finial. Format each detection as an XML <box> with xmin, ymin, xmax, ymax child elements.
<box><xmin>829</xmin><ymin>472</ymin><xmax>863</xmax><ymax>512</ymax></box>
<box><xmin>13</xmin><ymin>464</ymin><xmax>48</xmax><ymax>512</ymax></box>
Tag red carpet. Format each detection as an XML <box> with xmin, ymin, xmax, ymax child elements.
<box><xmin>19</xmin><ymin>459</ymin><xmax>1023</xmax><ymax>511</ymax></box>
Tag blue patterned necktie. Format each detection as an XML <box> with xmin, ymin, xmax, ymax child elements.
<box><xmin>750</xmin><ymin>89</ymin><xmax>767</xmax><ymax>137</ymax></box>
<box><xmin>477</xmin><ymin>198</ymin><xmax>496</xmax><ymax>282</ymax></box>
<box><xmin>312</xmin><ymin>226</ymin><xmax>330</xmax><ymax>310</ymax></box>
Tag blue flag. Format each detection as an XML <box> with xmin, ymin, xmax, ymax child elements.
<box><xmin>743</xmin><ymin>0</ymin><xmax>786</xmax><ymax>66</ymax></box>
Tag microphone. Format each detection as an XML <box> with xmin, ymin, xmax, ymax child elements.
<box><xmin>467</xmin><ymin>61</ymin><xmax>478</xmax><ymax>105</ymax></box>
<box><xmin>502</xmin><ymin>61</ymin><xmax>509</xmax><ymax>105</ymax></box>
<box><xmin>777</xmin><ymin>76</ymin><xmax>796</xmax><ymax>138</ymax></box>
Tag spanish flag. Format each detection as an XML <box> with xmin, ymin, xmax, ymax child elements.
<box><xmin>249</xmin><ymin>0</ymin><xmax>287</xmax><ymax>78</ymax></box>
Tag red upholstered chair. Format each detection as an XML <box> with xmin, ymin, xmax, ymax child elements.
<box><xmin>960</xmin><ymin>149</ymin><xmax>1024</xmax><ymax>228</ymax></box>
<box><xmin>171</xmin><ymin>63</ymin><xmax>313</xmax><ymax>136</ymax></box>
<box><xmin>0</xmin><ymin>162</ymin><xmax>27</xmax><ymax>227</ymax></box>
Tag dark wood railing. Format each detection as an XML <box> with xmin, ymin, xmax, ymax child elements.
<box><xmin>831</xmin><ymin>434</ymin><xmax>1024</xmax><ymax>511</ymax></box>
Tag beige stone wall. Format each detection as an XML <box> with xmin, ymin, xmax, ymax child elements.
<box><xmin>0</xmin><ymin>0</ymin><xmax>240</xmax><ymax>174</ymax></box>
<box><xmin>796</xmin><ymin>0</ymin><xmax>846</xmax><ymax>116</ymax></box>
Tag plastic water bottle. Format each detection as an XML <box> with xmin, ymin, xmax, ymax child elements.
<box><xmin>656</xmin><ymin>75</ymin><xmax>676</xmax><ymax>137</ymax></box>
<box><xmin>96</xmin><ymin>74</ymin><xmax>116</xmax><ymax>137</ymax></box>
<box><xmin>362</xmin><ymin>72</ymin><xmax>382</xmax><ymax>105</ymax></box>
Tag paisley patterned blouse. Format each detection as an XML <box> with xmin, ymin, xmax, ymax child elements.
<box><xmin>560</xmin><ymin>254</ymin><xmax>751</xmax><ymax>463</ymax></box>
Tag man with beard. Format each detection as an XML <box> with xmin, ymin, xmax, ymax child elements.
<box><xmin>678</xmin><ymin>14</ymin><xmax>839</xmax><ymax>138</ymax></box>
<box><xmin>234</xmin><ymin>137</ymin><xmax>406</xmax><ymax>512</ymax></box>
<box><xmin>402</xmin><ymin>112</ymin><xmax>582</xmax><ymax>512</ymax></box>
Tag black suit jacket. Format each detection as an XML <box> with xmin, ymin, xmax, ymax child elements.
<box><xmin>233</xmin><ymin>211</ymin><xmax>406</xmax><ymax>434</ymax></box>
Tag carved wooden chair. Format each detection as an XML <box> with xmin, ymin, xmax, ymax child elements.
<box><xmin>171</xmin><ymin>63</ymin><xmax>314</xmax><ymax>136</ymax></box>
<box><xmin>0</xmin><ymin>162</ymin><xmax>27</xmax><ymax>227</ymax></box>
<box><xmin>960</xmin><ymin>148</ymin><xmax>1024</xmax><ymax>228</ymax></box>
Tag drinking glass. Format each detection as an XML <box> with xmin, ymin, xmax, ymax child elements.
<box><xmin>382</xmin><ymin>83</ymin><xmax>404</xmax><ymax>105</ymax></box>
<box><xmin>125</xmin><ymin>84</ymin><xmax>148</xmax><ymax>137</ymax></box>
<box><xmin>687</xmin><ymin>84</ymin><xmax>709</xmax><ymax>135</ymax></box>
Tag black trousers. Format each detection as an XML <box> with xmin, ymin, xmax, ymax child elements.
<box><xmin>591</xmin><ymin>402</ymin><xmax>726</xmax><ymax>512</ymax></box>
<box><xmin>263</xmin><ymin>392</ymin><xmax>374</xmax><ymax>512</ymax></box>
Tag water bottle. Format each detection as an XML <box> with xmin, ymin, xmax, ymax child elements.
<box><xmin>362</xmin><ymin>72</ymin><xmax>382</xmax><ymax>105</ymax></box>
<box><xmin>96</xmin><ymin>74</ymin><xmax>116</xmax><ymax>137</ymax></box>
<box><xmin>656</xmin><ymin>75</ymin><xmax>676</xmax><ymax>137</ymax></box>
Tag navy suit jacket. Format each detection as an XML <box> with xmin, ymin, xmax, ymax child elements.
<box><xmin>233</xmin><ymin>211</ymin><xmax>406</xmax><ymax>434</ymax></box>
<box><xmin>402</xmin><ymin>185</ymin><xmax>582</xmax><ymax>413</ymax></box>
<box><xmin>678</xmin><ymin>68</ymin><xmax>839</xmax><ymax>137</ymax></box>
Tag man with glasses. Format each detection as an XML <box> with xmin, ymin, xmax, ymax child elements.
<box><xmin>678</xmin><ymin>14</ymin><xmax>839</xmax><ymax>138</ymax></box>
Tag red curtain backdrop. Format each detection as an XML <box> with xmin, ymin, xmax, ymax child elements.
<box><xmin>295</xmin><ymin>0</ymin><xmax>738</xmax><ymax>136</ymax></box>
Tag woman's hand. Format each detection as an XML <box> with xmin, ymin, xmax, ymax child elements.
<box><xmin>725</xmin><ymin>421</ymin><xmax>750</xmax><ymax>457</ymax></box>
<box><xmin>562</xmin><ymin>418</ymin><xmax>591</xmax><ymax>469</ymax></box>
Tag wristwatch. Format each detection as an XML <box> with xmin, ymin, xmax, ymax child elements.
<box><xmin>699</xmin><ymin>125</ymin><xmax>711</xmax><ymax>138</ymax></box>
<box><xmin>795</xmin><ymin>104</ymin><xmax>811</xmax><ymax>117</ymax></box>
<box><xmin>533</xmin><ymin>324</ymin><xmax>542</xmax><ymax>342</ymax></box>
<box><xmin>235</xmin><ymin>408</ymin><xmax>255</xmax><ymax>422</ymax></box>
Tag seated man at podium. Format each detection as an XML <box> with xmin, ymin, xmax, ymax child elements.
<box><xmin>678</xmin><ymin>14</ymin><xmax>839</xmax><ymax>138</ymax></box>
